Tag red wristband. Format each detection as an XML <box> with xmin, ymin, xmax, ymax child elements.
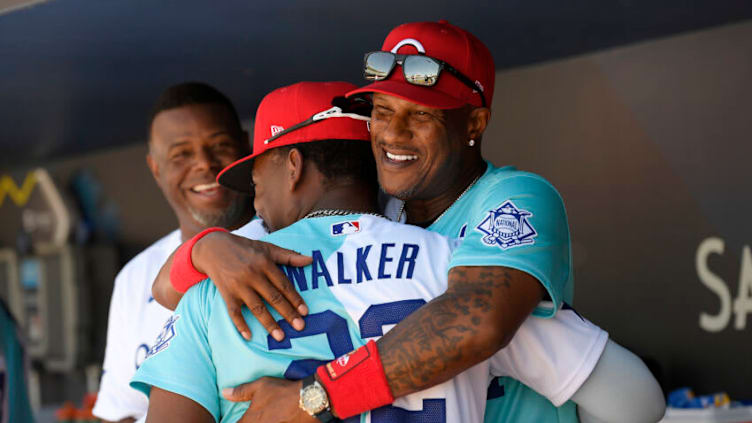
<box><xmin>316</xmin><ymin>340</ymin><xmax>394</xmax><ymax>419</ymax></box>
<box><xmin>170</xmin><ymin>227</ymin><xmax>228</xmax><ymax>293</ymax></box>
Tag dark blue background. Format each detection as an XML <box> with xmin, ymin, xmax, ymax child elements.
<box><xmin>1</xmin><ymin>0</ymin><xmax>751</xmax><ymax>166</ymax></box>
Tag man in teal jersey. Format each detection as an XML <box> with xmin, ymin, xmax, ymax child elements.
<box><xmin>344</xmin><ymin>20</ymin><xmax>583</xmax><ymax>422</ymax></box>
<box><xmin>133</xmin><ymin>81</ymin><xmax>382</xmax><ymax>422</ymax></box>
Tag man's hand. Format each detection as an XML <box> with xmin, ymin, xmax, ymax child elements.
<box><xmin>224</xmin><ymin>377</ymin><xmax>318</xmax><ymax>423</ymax></box>
<box><xmin>194</xmin><ymin>231</ymin><xmax>312</xmax><ymax>341</ymax></box>
<box><xmin>152</xmin><ymin>231</ymin><xmax>312</xmax><ymax>340</ymax></box>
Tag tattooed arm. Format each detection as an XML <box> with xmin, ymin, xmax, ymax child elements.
<box><xmin>377</xmin><ymin>265</ymin><xmax>543</xmax><ymax>396</ymax></box>
<box><xmin>224</xmin><ymin>265</ymin><xmax>543</xmax><ymax>422</ymax></box>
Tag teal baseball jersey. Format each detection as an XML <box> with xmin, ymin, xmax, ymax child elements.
<box><xmin>386</xmin><ymin>162</ymin><xmax>580</xmax><ymax>422</ymax></box>
<box><xmin>427</xmin><ymin>162</ymin><xmax>573</xmax><ymax>317</ymax></box>
<box><xmin>132</xmin><ymin>214</ymin><xmax>605</xmax><ymax>422</ymax></box>
<box><xmin>485</xmin><ymin>378</ymin><xmax>579</xmax><ymax>423</ymax></box>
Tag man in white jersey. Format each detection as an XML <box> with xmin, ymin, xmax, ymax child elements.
<box><xmin>93</xmin><ymin>82</ymin><xmax>268</xmax><ymax>423</ymax></box>
<box><xmin>136</xmin><ymin>82</ymin><xmax>660</xmax><ymax>423</ymax></box>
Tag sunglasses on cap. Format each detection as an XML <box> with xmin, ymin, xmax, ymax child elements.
<box><xmin>263</xmin><ymin>96</ymin><xmax>373</xmax><ymax>145</ymax></box>
<box><xmin>363</xmin><ymin>51</ymin><xmax>487</xmax><ymax>107</ymax></box>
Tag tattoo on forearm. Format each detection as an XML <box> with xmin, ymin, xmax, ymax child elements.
<box><xmin>377</xmin><ymin>266</ymin><xmax>515</xmax><ymax>397</ymax></box>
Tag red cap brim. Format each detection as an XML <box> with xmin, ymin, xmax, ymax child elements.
<box><xmin>217</xmin><ymin>153</ymin><xmax>255</xmax><ymax>193</ymax></box>
<box><xmin>346</xmin><ymin>80</ymin><xmax>466</xmax><ymax>110</ymax></box>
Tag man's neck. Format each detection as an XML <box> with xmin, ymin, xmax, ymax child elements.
<box><xmin>404</xmin><ymin>159</ymin><xmax>486</xmax><ymax>225</ymax></box>
<box><xmin>179</xmin><ymin>209</ymin><xmax>254</xmax><ymax>242</ymax></box>
<box><xmin>309</xmin><ymin>182</ymin><xmax>379</xmax><ymax>216</ymax></box>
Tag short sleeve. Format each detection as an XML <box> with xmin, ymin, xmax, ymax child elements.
<box><xmin>449</xmin><ymin>175</ymin><xmax>572</xmax><ymax>317</ymax></box>
<box><xmin>130</xmin><ymin>281</ymin><xmax>220</xmax><ymax>422</ymax></box>
<box><xmin>488</xmin><ymin>307</ymin><xmax>608</xmax><ymax>406</ymax></box>
<box><xmin>93</xmin><ymin>270</ymin><xmax>147</xmax><ymax>421</ymax></box>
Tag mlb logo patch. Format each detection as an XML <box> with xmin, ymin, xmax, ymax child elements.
<box><xmin>331</xmin><ymin>220</ymin><xmax>360</xmax><ymax>236</ymax></box>
<box><xmin>475</xmin><ymin>200</ymin><xmax>537</xmax><ymax>250</ymax></box>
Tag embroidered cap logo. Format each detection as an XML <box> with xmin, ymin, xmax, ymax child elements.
<box><xmin>390</xmin><ymin>38</ymin><xmax>426</xmax><ymax>54</ymax></box>
<box><xmin>270</xmin><ymin>125</ymin><xmax>284</xmax><ymax>137</ymax></box>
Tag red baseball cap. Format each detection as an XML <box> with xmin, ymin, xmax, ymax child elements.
<box><xmin>347</xmin><ymin>20</ymin><xmax>495</xmax><ymax>110</ymax></box>
<box><xmin>217</xmin><ymin>81</ymin><xmax>371</xmax><ymax>193</ymax></box>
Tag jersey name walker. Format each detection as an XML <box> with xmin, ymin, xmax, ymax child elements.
<box><xmin>132</xmin><ymin>214</ymin><xmax>606</xmax><ymax>423</ymax></box>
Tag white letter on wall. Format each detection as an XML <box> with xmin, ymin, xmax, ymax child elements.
<box><xmin>733</xmin><ymin>246</ymin><xmax>752</xmax><ymax>330</ymax></box>
<box><xmin>697</xmin><ymin>237</ymin><xmax>731</xmax><ymax>332</ymax></box>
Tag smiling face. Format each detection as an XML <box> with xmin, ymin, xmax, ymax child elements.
<box><xmin>369</xmin><ymin>93</ymin><xmax>473</xmax><ymax>201</ymax></box>
<box><xmin>147</xmin><ymin>103</ymin><xmax>250</xmax><ymax>233</ymax></box>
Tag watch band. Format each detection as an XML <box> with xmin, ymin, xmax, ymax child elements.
<box><xmin>315</xmin><ymin>409</ymin><xmax>335</xmax><ymax>423</ymax></box>
<box><xmin>301</xmin><ymin>375</ymin><xmax>335</xmax><ymax>422</ymax></box>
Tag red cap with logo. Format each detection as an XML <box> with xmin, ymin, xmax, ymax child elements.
<box><xmin>217</xmin><ymin>81</ymin><xmax>371</xmax><ymax>192</ymax></box>
<box><xmin>347</xmin><ymin>20</ymin><xmax>495</xmax><ymax>110</ymax></box>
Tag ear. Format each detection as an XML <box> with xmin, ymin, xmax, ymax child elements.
<box><xmin>467</xmin><ymin>107</ymin><xmax>491</xmax><ymax>142</ymax></box>
<box><xmin>285</xmin><ymin>148</ymin><xmax>305</xmax><ymax>191</ymax></box>
<box><xmin>146</xmin><ymin>152</ymin><xmax>160</xmax><ymax>182</ymax></box>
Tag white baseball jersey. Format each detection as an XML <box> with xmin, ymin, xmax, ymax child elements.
<box><xmin>93</xmin><ymin>219</ymin><xmax>266</xmax><ymax>422</ymax></box>
<box><xmin>132</xmin><ymin>214</ymin><xmax>606</xmax><ymax>422</ymax></box>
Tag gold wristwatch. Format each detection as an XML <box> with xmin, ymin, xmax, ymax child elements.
<box><xmin>299</xmin><ymin>375</ymin><xmax>334</xmax><ymax>422</ymax></box>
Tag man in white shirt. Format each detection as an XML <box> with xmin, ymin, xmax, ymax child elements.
<box><xmin>93</xmin><ymin>82</ymin><xmax>266</xmax><ymax>423</ymax></box>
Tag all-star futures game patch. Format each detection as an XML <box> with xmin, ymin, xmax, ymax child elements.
<box><xmin>145</xmin><ymin>314</ymin><xmax>180</xmax><ymax>359</ymax></box>
<box><xmin>475</xmin><ymin>200</ymin><xmax>537</xmax><ymax>250</ymax></box>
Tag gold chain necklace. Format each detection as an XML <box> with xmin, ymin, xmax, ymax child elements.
<box><xmin>303</xmin><ymin>209</ymin><xmax>386</xmax><ymax>219</ymax></box>
<box><xmin>396</xmin><ymin>173</ymin><xmax>482</xmax><ymax>225</ymax></box>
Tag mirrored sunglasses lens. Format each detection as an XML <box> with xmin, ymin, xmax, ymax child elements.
<box><xmin>364</xmin><ymin>52</ymin><xmax>395</xmax><ymax>80</ymax></box>
<box><xmin>403</xmin><ymin>56</ymin><xmax>441</xmax><ymax>86</ymax></box>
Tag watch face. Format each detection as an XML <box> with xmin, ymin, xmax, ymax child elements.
<box><xmin>301</xmin><ymin>383</ymin><xmax>328</xmax><ymax>414</ymax></box>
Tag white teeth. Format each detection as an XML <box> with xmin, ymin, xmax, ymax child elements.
<box><xmin>385</xmin><ymin>151</ymin><xmax>418</xmax><ymax>161</ymax></box>
<box><xmin>192</xmin><ymin>182</ymin><xmax>220</xmax><ymax>192</ymax></box>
